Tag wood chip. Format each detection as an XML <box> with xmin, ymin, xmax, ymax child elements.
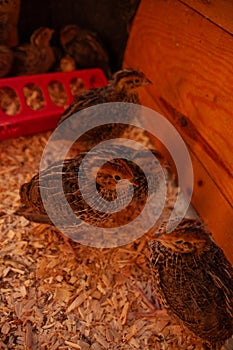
<box><xmin>1</xmin><ymin>322</ymin><xmax>11</xmax><ymax>334</ymax></box>
<box><xmin>64</xmin><ymin>340</ymin><xmax>83</xmax><ymax>349</ymax></box>
<box><xmin>25</xmin><ymin>321</ymin><xmax>33</xmax><ymax>349</ymax></box>
<box><xmin>120</xmin><ymin>301</ymin><xmax>130</xmax><ymax>325</ymax></box>
<box><xmin>66</xmin><ymin>292</ymin><xmax>88</xmax><ymax>313</ymax></box>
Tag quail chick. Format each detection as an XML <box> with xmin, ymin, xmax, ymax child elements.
<box><xmin>60</xmin><ymin>24</ymin><xmax>111</xmax><ymax>77</ymax></box>
<box><xmin>12</xmin><ymin>27</ymin><xmax>55</xmax><ymax>76</ymax></box>
<box><xmin>58</xmin><ymin>68</ymin><xmax>151</xmax><ymax>150</ymax></box>
<box><xmin>149</xmin><ymin>218</ymin><xmax>233</xmax><ymax>350</ymax></box>
<box><xmin>15</xmin><ymin>144</ymin><xmax>169</xmax><ymax>248</ymax></box>
<box><xmin>15</xmin><ymin>147</ymin><xmax>139</xmax><ymax>229</ymax></box>
<box><xmin>0</xmin><ymin>45</ymin><xmax>13</xmax><ymax>77</ymax></box>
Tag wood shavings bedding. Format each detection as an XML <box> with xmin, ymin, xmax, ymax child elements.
<box><xmin>0</xmin><ymin>131</ymin><xmax>212</xmax><ymax>349</ymax></box>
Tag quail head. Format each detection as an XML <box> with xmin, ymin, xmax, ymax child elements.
<box><xmin>12</xmin><ymin>27</ymin><xmax>55</xmax><ymax>76</ymax></box>
<box><xmin>57</xmin><ymin>68</ymin><xmax>152</xmax><ymax>150</ymax></box>
<box><xmin>0</xmin><ymin>45</ymin><xmax>13</xmax><ymax>77</ymax></box>
<box><xmin>149</xmin><ymin>218</ymin><xmax>233</xmax><ymax>350</ymax></box>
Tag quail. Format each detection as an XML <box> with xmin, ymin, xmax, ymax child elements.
<box><xmin>15</xmin><ymin>147</ymin><xmax>138</xmax><ymax>227</ymax></box>
<box><xmin>12</xmin><ymin>27</ymin><xmax>55</xmax><ymax>76</ymax></box>
<box><xmin>15</xmin><ymin>144</ymin><xmax>167</xmax><ymax>237</ymax></box>
<box><xmin>60</xmin><ymin>24</ymin><xmax>111</xmax><ymax>77</ymax></box>
<box><xmin>57</xmin><ymin>68</ymin><xmax>152</xmax><ymax>151</ymax></box>
<box><xmin>149</xmin><ymin>218</ymin><xmax>233</xmax><ymax>350</ymax></box>
<box><xmin>0</xmin><ymin>45</ymin><xmax>13</xmax><ymax>77</ymax></box>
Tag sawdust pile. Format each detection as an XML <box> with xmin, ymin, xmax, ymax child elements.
<box><xmin>0</xmin><ymin>132</ymin><xmax>219</xmax><ymax>349</ymax></box>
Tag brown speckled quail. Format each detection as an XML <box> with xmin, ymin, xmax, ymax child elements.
<box><xmin>0</xmin><ymin>45</ymin><xmax>13</xmax><ymax>77</ymax></box>
<box><xmin>15</xmin><ymin>147</ymin><xmax>139</xmax><ymax>228</ymax></box>
<box><xmin>15</xmin><ymin>145</ymin><xmax>166</xmax><ymax>233</ymax></box>
<box><xmin>57</xmin><ymin>68</ymin><xmax>151</xmax><ymax>150</ymax></box>
<box><xmin>149</xmin><ymin>218</ymin><xmax>233</xmax><ymax>350</ymax></box>
<box><xmin>12</xmin><ymin>27</ymin><xmax>55</xmax><ymax>76</ymax></box>
<box><xmin>59</xmin><ymin>68</ymin><xmax>150</xmax><ymax>122</ymax></box>
<box><xmin>60</xmin><ymin>24</ymin><xmax>111</xmax><ymax>77</ymax></box>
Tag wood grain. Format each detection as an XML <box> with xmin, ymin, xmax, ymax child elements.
<box><xmin>179</xmin><ymin>0</ymin><xmax>233</xmax><ymax>35</ymax></box>
<box><xmin>138</xmin><ymin>90</ymin><xmax>233</xmax><ymax>262</ymax></box>
<box><xmin>124</xmin><ymin>0</ymin><xmax>233</xmax><ymax>261</ymax></box>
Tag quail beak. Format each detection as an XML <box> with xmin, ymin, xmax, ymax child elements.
<box><xmin>49</xmin><ymin>29</ymin><xmax>55</xmax><ymax>36</ymax></box>
<box><xmin>153</xmin><ymin>228</ymin><xmax>167</xmax><ymax>240</ymax></box>
<box><xmin>154</xmin><ymin>234</ymin><xmax>165</xmax><ymax>240</ymax></box>
<box><xmin>118</xmin><ymin>178</ymin><xmax>139</xmax><ymax>188</ymax></box>
<box><xmin>143</xmin><ymin>77</ymin><xmax>152</xmax><ymax>86</ymax></box>
<box><xmin>131</xmin><ymin>178</ymin><xmax>140</xmax><ymax>187</ymax></box>
<box><xmin>146</xmin><ymin>229</ymin><xmax>165</xmax><ymax>241</ymax></box>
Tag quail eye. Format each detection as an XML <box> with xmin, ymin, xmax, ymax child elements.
<box><xmin>114</xmin><ymin>175</ymin><xmax>121</xmax><ymax>181</ymax></box>
<box><xmin>135</xmin><ymin>78</ymin><xmax>140</xmax><ymax>84</ymax></box>
<box><xmin>176</xmin><ymin>240</ymin><xmax>183</xmax><ymax>244</ymax></box>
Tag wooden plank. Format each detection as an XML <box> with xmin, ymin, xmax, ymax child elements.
<box><xmin>137</xmin><ymin>90</ymin><xmax>233</xmax><ymax>263</ymax></box>
<box><xmin>124</xmin><ymin>0</ymin><xmax>233</xmax><ymax>261</ymax></box>
<box><xmin>179</xmin><ymin>0</ymin><xmax>233</xmax><ymax>35</ymax></box>
<box><xmin>124</xmin><ymin>0</ymin><xmax>233</xmax><ymax>204</ymax></box>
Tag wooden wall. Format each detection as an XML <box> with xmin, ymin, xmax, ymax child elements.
<box><xmin>124</xmin><ymin>0</ymin><xmax>233</xmax><ymax>262</ymax></box>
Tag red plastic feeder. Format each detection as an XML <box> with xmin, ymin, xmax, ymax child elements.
<box><xmin>0</xmin><ymin>68</ymin><xmax>107</xmax><ymax>141</ymax></box>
